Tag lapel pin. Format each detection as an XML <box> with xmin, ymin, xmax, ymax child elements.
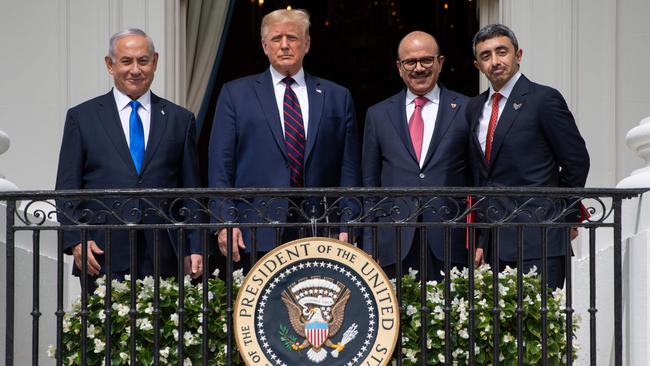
<box><xmin>315</xmin><ymin>88</ymin><xmax>322</xmax><ymax>94</ymax></box>
<box><xmin>513</xmin><ymin>102</ymin><xmax>522</xmax><ymax>110</ymax></box>
<box><xmin>161</xmin><ymin>110</ymin><xmax>165</xmax><ymax>115</ymax></box>
<box><xmin>450</xmin><ymin>103</ymin><xmax>457</xmax><ymax>109</ymax></box>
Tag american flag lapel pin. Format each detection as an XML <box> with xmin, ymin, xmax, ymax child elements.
<box><xmin>450</xmin><ymin>103</ymin><xmax>457</xmax><ymax>109</ymax></box>
<box><xmin>513</xmin><ymin>102</ymin><xmax>522</xmax><ymax>110</ymax></box>
<box><xmin>161</xmin><ymin>109</ymin><xmax>165</xmax><ymax>115</ymax></box>
<box><xmin>316</xmin><ymin>88</ymin><xmax>322</xmax><ymax>94</ymax></box>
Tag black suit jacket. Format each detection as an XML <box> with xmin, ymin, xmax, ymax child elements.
<box><xmin>362</xmin><ymin>86</ymin><xmax>470</xmax><ymax>266</ymax></box>
<box><xmin>466</xmin><ymin>75</ymin><xmax>590</xmax><ymax>261</ymax></box>
<box><xmin>55</xmin><ymin>90</ymin><xmax>201</xmax><ymax>275</ymax></box>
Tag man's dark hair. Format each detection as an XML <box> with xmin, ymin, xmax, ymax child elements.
<box><xmin>472</xmin><ymin>24</ymin><xmax>519</xmax><ymax>57</ymax></box>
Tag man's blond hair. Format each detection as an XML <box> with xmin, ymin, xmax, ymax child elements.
<box><xmin>261</xmin><ymin>9</ymin><xmax>311</xmax><ymax>39</ymax></box>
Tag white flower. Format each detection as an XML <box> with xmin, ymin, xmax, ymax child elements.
<box><xmin>212</xmin><ymin>268</ymin><xmax>220</xmax><ymax>278</ymax></box>
<box><xmin>94</xmin><ymin>285</ymin><xmax>106</xmax><ymax>298</ymax></box>
<box><xmin>408</xmin><ymin>267</ymin><xmax>418</xmax><ymax>279</ymax></box>
<box><xmin>87</xmin><ymin>324</ymin><xmax>96</xmax><ymax>339</ymax></box>
<box><xmin>436</xmin><ymin>329</ymin><xmax>445</xmax><ymax>339</ymax></box>
<box><xmin>119</xmin><ymin>352</ymin><xmax>129</xmax><ymax>361</ymax></box>
<box><xmin>138</xmin><ymin>318</ymin><xmax>153</xmax><ymax>331</ymax></box>
<box><xmin>172</xmin><ymin>329</ymin><xmax>179</xmax><ymax>341</ymax></box>
<box><xmin>222</xmin><ymin>323</ymin><xmax>227</xmax><ymax>333</ymax></box>
<box><xmin>47</xmin><ymin>344</ymin><xmax>56</xmax><ymax>358</ymax></box>
<box><xmin>171</xmin><ymin>313</ymin><xmax>179</xmax><ymax>326</ymax></box>
<box><xmin>160</xmin><ymin>347</ymin><xmax>170</xmax><ymax>359</ymax></box>
<box><xmin>438</xmin><ymin>353</ymin><xmax>445</xmax><ymax>363</ymax></box>
<box><xmin>184</xmin><ymin>358</ymin><xmax>192</xmax><ymax>366</ymax></box>
<box><xmin>459</xmin><ymin>329</ymin><xmax>469</xmax><ymax>339</ymax></box>
<box><xmin>233</xmin><ymin>269</ymin><xmax>245</xmax><ymax>286</ymax></box>
<box><xmin>406</xmin><ymin>305</ymin><xmax>417</xmax><ymax>316</ymax></box>
<box><xmin>98</xmin><ymin>310</ymin><xmax>106</xmax><ymax>322</ymax></box>
<box><xmin>184</xmin><ymin>331</ymin><xmax>194</xmax><ymax>346</ymax></box>
<box><xmin>93</xmin><ymin>338</ymin><xmax>105</xmax><ymax>353</ymax></box>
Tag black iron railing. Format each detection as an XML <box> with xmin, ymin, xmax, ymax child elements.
<box><xmin>1</xmin><ymin>187</ymin><xmax>645</xmax><ymax>366</ymax></box>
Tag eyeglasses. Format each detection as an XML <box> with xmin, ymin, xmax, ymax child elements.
<box><xmin>399</xmin><ymin>55</ymin><xmax>439</xmax><ymax>71</ymax></box>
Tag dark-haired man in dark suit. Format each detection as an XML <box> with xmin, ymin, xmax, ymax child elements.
<box><xmin>466</xmin><ymin>24</ymin><xmax>590</xmax><ymax>288</ymax></box>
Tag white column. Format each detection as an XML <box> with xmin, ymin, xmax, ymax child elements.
<box><xmin>618</xmin><ymin>117</ymin><xmax>650</xmax><ymax>366</ymax></box>
<box><xmin>0</xmin><ymin>130</ymin><xmax>18</xmax><ymax>191</ymax></box>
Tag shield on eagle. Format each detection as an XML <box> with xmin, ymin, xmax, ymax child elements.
<box><xmin>305</xmin><ymin>319</ymin><xmax>328</xmax><ymax>348</ymax></box>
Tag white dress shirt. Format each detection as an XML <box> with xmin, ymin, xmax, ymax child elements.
<box><xmin>113</xmin><ymin>88</ymin><xmax>152</xmax><ymax>148</ymax></box>
<box><xmin>270</xmin><ymin>66</ymin><xmax>310</xmax><ymax>137</ymax></box>
<box><xmin>477</xmin><ymin>72</ymin><xmax>522</xmax><ymax>153</ymax></box>
<box><xmin>405</xmin><ymin>85</ymin><xmax>440</xmax><ymax>168</ymax></box>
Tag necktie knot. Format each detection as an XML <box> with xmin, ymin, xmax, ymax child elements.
<box><xmin>414</xmin><ymin>96</ymin><xmax>428</xmax><ymax>109</ymax></box>
<box><xmin>282</xmin><ymin>77</ymin><xmax>296</xmax><ymax>87</ymax></box>
<box><xmin>129</xmin><ymin>100</ymin><xmax>141</xmax><ymax>111</ymax></box>
<box><xmin>491</xmin><ymin>92</ymin><xmax>501</xmax><ymax>105</ymax></box>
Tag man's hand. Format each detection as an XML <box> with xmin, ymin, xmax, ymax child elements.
<box><xmin>571</xmin><ymin>227</ymin><xmax>579</xmax><ymax>241</ymax></box>
<box><xmin>338</xmin><ymin>232</ymin><xmax>349</xmax><ymax>243</ymax></box>
<box><xmin>474</xmin><ymin>248</ymin><xmax>485</xmax><ymax>268</ymax></box>
<box><xmin>184</xmin><ymin>254</ymin><xmax>203</xmax><ymax>279</ymax></box>
<box><xmin>217</xmin><ymin>228</ymin><xmax>246</xmax><ymax>262</ymax></box>
<box><xmin>72</xmin><ymin>240</ymin><xmax>104</xmax><ymax>276</ymax></box>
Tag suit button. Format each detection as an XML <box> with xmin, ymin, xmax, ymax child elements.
<box><xmin>419</xmin><ymin>173</ymin><xmax>425</xmax><ymax>179</ymax></box>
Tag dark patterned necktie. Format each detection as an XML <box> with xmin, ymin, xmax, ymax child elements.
<box><xmin>282</xmin><ymin>77</ymin><xmax>305</xmax><ymax>187</ymax></box>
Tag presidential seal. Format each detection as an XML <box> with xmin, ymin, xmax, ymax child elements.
<box><xmin>234</xmin><ymin>237</ymin><xmax>399</xmax><ymax>366</ymax></box>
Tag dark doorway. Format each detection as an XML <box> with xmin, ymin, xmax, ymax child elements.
<box><xmin>198</xmin><ymin>0</ymin><xmax>479</xmax><ymax>184</ymax></box>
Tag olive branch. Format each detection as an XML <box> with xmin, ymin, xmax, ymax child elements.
<box><xmin>278</xmin><ymin>325</ymin><xmax>298</xmax><ymax>350</ymax></box>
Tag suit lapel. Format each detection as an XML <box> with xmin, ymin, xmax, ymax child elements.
<box><xmin>469</xmin><ymin>91</ymin><xmax>489</xmax><ymax>171</ymax></box>
<box><xmin>254</xmin><ymin>71</ymin><xmax>287</xmax><ymax>157</ymax></box>
<box><xmin>388</xmin><ymin>90</ymin><xmax>419</xmax><ymax>163</ymax></box>
<box><xmin>488</xmin><ymin>76</ymin><xmax>529</xmax><ymax>167</ymax></box>
<box><xmin>422</xmin><ymin>86</ymin><xmax>459</xmax><ymax>167</ymax></box>
<box><xmin>304</xmin><ymin>73</ymin><xmax>323</xmax><ymax>162</ymax></box>
<box><xmin>96</xmin><ymin>91</ymin><xmax>137</xmax><ymax>174</ymax></box>
<box><xmin>140</xmin><ymin>93</ymin><xmax>169</xmax><ymax>174</ymax></box>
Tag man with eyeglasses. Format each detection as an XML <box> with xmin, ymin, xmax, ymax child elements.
<box><xmin>362</xmin><ymin>31</ymin><xmax>470</xmax><ymax>281</ymax></box>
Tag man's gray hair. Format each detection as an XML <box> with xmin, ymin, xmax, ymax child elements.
<box><xmin>108</xmin><ymin>28</ymin><xmax>155</xmax><ymax>60</ymax></box>
<box><xmin>472</xmin><ymin>24</ymin><xmax>519</xmax><ymax>57</ymax></box>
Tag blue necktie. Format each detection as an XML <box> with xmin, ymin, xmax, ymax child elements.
<box><xmin>282</xmin><ymin>77</ymin><xmax>305</xmax><ymax>187</ymax></box>
<box><xmin>129</xmin><ymin>100</ymin><xmax>145</xmax><ymax>173</ymax></box>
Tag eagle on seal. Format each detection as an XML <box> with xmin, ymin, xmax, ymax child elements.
<box><xmin>281</xmin><ymin>282</ymin><xmax>352</xmax><ymax>363</ymax></box>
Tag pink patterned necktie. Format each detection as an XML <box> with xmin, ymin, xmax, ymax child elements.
<box><xmin>409</xmin><ymin>96</ymin><xmax>428</xmax><ymax>162</ymax></box>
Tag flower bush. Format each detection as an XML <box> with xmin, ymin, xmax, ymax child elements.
<box><xmin>51</xmin><ymin>265</ymin><xmax>577</xmax><ymax>365</ymax></box>
<box><xmin>50</xmin><ymin>270</ymin><xmax>244</xmax><ymax>365</ymax></box>
<box><xmin>399</xmin><ymin>265</ymin><xmax>579</xmax><ymax>365</ymax></box>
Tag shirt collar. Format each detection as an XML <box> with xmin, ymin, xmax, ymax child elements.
<box><xmin>489</xmin><ymin>71</ymin><xmax>521</xmax><ymax>101</ymax></box>
<box><xmin>113</xmin><ymin>87</ymin><xmax>151</xmax><ymax>112</ymax></box>
<box><xmin>270</xmin><ymin>66</ymin><xmax>306</xmax><ymax>87</ymax></box>
<box><xmin>406</xmin><ymin>84</ymin><xmax>440</xmax><ymax>106</ymax></box>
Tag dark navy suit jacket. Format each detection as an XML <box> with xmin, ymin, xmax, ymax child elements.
<box><xmin>466</xmin><ymin>75</ymin><xmax>590</xmax><ymax>261</ymax></box>
<box><xmin>208</xmin><ymin>69</ymin><xmax>361</xmax><ymax>251</ymax></box>
<box><xmin>362</xmin><ymin>86</ymin><xmax>470</xmax><ymax>266</ymax></box>
<box><xmin>55</xmin><ymin>90</ymin><xmax>201</xmax><ymax>276</ymax></box>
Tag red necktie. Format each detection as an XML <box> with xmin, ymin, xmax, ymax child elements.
<box><xmin>409</xmin><ymin>96</ymin><xmax>428</xmax><ymax>162</ymax></box>
<box><xmin>484</xmin><ymin>92</ymin><xmax>501</xmax><ymax>163</ymax></box>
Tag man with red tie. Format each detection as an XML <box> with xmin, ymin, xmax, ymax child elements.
<box><xmin>362</xmin><ymin>31</ymin><xmax>470</xmax><ymax>281</ymax></box>
<box><xmin>209</xmin><ymin>9</ymin><xmax>360</xmax><ymax>271</ymax></box>
<box><xmin>466</xmin><ymin>24</ymin><xmax>590</xmax><ymax>288</ymax></box>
